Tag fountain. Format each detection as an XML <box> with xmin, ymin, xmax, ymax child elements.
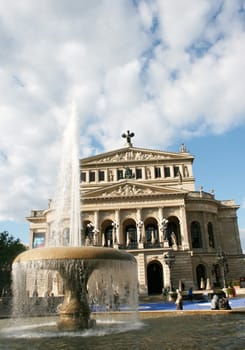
<box><xmin>11</xmin><ymin>103</ymin><xmax>138</xmax><ymax>331</ymax></box>
<box><xmin>2</xmin><ymin>104</ymin><xmax>245</xmax><ymax>348</ymax></box>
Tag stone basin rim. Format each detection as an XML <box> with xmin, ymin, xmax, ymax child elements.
<box><xmin>13</xmin><ymin>246</ymin><xmax>136</xmax><ymax>263</ymax></box>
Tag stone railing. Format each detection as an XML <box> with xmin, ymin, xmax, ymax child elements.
<box><xmin>30</xmin><ymin>210</ymin><xmax>44</xmax><ymax>217</ymax></box>
<box><xmin>187</xmin><ymin>191</ymin><xmax>214</xmax><ymax>199</ymax></box>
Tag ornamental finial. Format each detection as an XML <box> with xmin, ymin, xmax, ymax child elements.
<box><xmin>121</xmin><ymin>130</ymin><xmax>135</xmax><ymax>147</ymax></box>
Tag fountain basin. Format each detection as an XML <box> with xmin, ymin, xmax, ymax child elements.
<box><xmin>13</xmin><ymin>247</ymin><xmax>137</xmax><ymax>331</ymax></box>
<box><xmin>13</xmin><ymin>246</ymin><xmax>136</xmax><ymax>263</ymax></box>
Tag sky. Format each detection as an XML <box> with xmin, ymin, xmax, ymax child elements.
<box><xmin>0</xmin><ymin>0</ymin><xmax>244</xmax><ymax>251</ymax></box>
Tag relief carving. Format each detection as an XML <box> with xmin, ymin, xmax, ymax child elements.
<box><xmin>102</xmin><ymin>184</ymin><xmax>154</xmax><ymax>197</ymax></box>
<box><xmin>97</xmin><ymin>150</ymin><xmax>171</xmax><ymax>163</ymax></box>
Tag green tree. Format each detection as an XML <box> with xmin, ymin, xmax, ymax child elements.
<box><xmin>0</xmin><ymin>231</ymin><xmax>27</xmax><ymax>296</ymax></box>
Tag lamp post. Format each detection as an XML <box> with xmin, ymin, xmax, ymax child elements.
<box><xmin>216</xmin><ymin>248</ymin><xmax>228</xmax><ymax>289</ymax></box>
<box><xmin>164</xmin><ymin>250</ymin><xmax>175</xmax><ymax>295</ymax></box>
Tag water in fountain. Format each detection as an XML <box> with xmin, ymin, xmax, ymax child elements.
<box><xmin>50</xmin><ymin>102</ymin><xmax>81</xmax><ymax>247</ymax></box>
<box><xmin>9</xmin><ymin>102</ymin><xmax>138</xmax><ymax>332</ymax></box>
<box><xmin>11</xmin><ymin>247</ymin><xmax>138</xmax><ymax>330</ymax></box>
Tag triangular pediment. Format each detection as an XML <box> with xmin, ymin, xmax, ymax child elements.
<box><xmin>81</xmin><ymin>146</ymin><xmax>193</xmax><ymax>166</ymax></box>
<box><xmin>83</xmin><ymin>180</ymin><xmax>187</xmax><ymax>199</ymax></box>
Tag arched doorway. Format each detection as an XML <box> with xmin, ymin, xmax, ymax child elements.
<box><xmin>147</xmin><ymin>261</ymin><xmax>163</xmax><ymax>295</ymax></box>
<box><xmin>196</xmin><ymin>264</ymin><xmax>207</xmax><ymax>289</ymax></box>
<box><xmin>213</xmin><ymin>264</ymin><xmax>222</xmax><ymax>288</ymax></box>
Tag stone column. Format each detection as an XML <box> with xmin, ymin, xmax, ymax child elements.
<box><xmin>112</xmin><ymin>209</ymin><xmax>120</xmax><ymax>248</ymax></box>
<box><xmin>136</xmin><ymin>208</ymin><xmax>144</xmax><ymax>248</ymax></box>
<box><xmin>159</xmin><ymin>213</ymin><xmax>169</xmax><ymax>247</ymax></box>
<box><xmin>29</xmin><ymin>229</ymin><xmax>34</xmax><ymax>248</ymax></box>
<box><xmin>179</xmin><ymin>204</ymin><xmax>189</xmax><ymax>250</ymax></box>
<box><xmin>137</xmin><ymin>253</ymin><xmax>147</xmax><ymax>295</ymax></box>
<box><xmin>94</xmin><ymin>211</ymin><xmax>99</xmax><ymax>245</ymax></box>
<box><xmin>158</xmin><ymin>207</ymin><xmax>164</xmax><ymax>243</ymax></box>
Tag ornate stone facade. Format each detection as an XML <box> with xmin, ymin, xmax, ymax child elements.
<box><xmin>27</xmin><ymin>142</ymin><xmax>245</xmax><ymax>295</ymax></box>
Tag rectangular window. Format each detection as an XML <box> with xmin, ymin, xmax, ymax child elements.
<box><xmin>99</xmin><ymin>170</ymin><xmax>105</xmax><ymax>181</ymax></box>
<box><xmin>136</xmin><ymin>168</ymin><xmax>142</xmax><ymax>179</ymax></box>
<box><xmin>81</xmin><ymin>172</ymin><xmax>86</xmax><ymax>182</ymax></box>
<box><xmin>164</xmin><ymin>166</ymin><xmax>170</xmax><ymax>177</ymax></box>
<box><xmin>155</xmin><ymin>167</ymin><xmax>161</xmax><ymax>178</ymax></box>
<box><xmin>117</xmin><ymin>169</ymin><xmax>124</xmax><ymax>180</ymax></box>
<box><xmin>89</xmin><ymin>171</ymin><xmax>95</xmax><ymax>182</ymax></box>
<box><xmin>174</xmin><ymin>166</ymin><xmax>180</xmax><ymax>177</ymax></box>
<box><xmin>33</xmin><ymin>232</ymin><xmax>45</xmax><ymax>248</ymax></box>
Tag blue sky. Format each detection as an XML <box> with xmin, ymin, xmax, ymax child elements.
<box><xmin>0</xmin><ymin>0</ymin><xmax>244</xmax><ymax>251</ymax></box>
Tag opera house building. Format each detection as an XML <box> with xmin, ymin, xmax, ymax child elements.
<box><xmin>27</xmin><ymin>133</ymin><xmax>245</xmax><ymax>296</ymax></box>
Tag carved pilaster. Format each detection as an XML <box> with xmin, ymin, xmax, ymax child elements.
<box><xmin>94</xmin><ymin>211</ymin><xmax>99</xmax><ymax>245</ymax></box>
<box><xmin>180</xmin><ymin>204</ymin><xmax>189</xmax><ymax>250</ymax></box>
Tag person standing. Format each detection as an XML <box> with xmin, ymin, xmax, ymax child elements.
<box><xmin>175</xmin><ymin>289</ymin><xmax>183</xmax><ymax>310</ymax></box>
<box><xmin>211</xmin><ymin>294</ymin><xmax>219</xmax><ymax>310</ymax></box>
<box><xmin>188</xmin><ymin>287</ymin><xmax>193</xmax><ymax>302</ymax></box>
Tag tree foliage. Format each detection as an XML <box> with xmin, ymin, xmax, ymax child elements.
<box><xmin>0</xmin><ymin>231</ymin><xmax>27</xmax><ymax>294</ymax></box>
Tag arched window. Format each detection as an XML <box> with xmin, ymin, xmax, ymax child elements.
<box><xmin>208</xmin><ymin>222</ymin><xmax>215</xmax><ymax>248</ymax></box>
<box><xmin>126</xmin><ymin>225</ymin><xmax>137</xmax><ymax>249</ymax></box>
<box><xmin>191</xmin><ymin>221</ymin><xmax>202</xmax><ymax>248</ymax></box>
<box><xmin>145</xmin><ymin>224</ymin><xmax>158</xmax><ymax>246</ymax></box>
<box><xmin>168</xmin><ymin>217</ymin><xmax>181</xmax><ymax>246</ymax></box>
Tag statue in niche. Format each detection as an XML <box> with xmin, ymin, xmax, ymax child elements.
<box><xmin>146</xmin><ymin>168</ymin><xmax>151</xmax><ymax>179</ymax></box>
<box><xmin>125</xmin><ymin>167</ymin><xmax>133</xmax><ymax>179</ymax></box>
<box><xmin>184</xmin><ymin>166</ymin><xmax>189</xmax><ymax>177</ymax></box>
<box><xmin>171</xmin><ymin>232</ymin><xmax>177</xmax><ymax>246</ymax></box>
<box><xmin>178</xmin><ymin>171</ymin><xmax>182</xmax><ymax>185</ymax></box>
<box><xmin>109</xmin><ymin>171</ymin><xmax>114</xmax><ymax>181</ymax></box>
<box><xmin>208</xmin><ymin>232</ymin><xmax>215</xmax><ymax>248</ymax></box>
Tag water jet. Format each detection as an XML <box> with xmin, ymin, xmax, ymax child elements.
<box><xmin>11</xmin><ymin>104</ymin><xmax>138</xmax><ymax>331</ymax></box>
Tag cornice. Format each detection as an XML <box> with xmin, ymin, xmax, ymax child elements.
<box><xmin>83</xmin><ymin>180</ymin><xmax>187</xmax><ymax>201</ymax></box>
<box><xmin>80</xmin><ymin>146</ymin><xmax>194</xmax><ymax>166</ymax></box>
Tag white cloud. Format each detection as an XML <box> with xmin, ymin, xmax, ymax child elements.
<box><xmin>156</xmin><ymin>0</ymin><xmax>212</xmax><ymax>50</ymax></box>
<box><xmin>0</xmin><ymin>0</ymin><xmax>244</xmax><ymax>225</ymax></box>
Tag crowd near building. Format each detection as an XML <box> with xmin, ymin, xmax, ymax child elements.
<box><xmin>27</xmin><ymin>131</ymin><xmax>245</xmax><ymax>296</ymax></box>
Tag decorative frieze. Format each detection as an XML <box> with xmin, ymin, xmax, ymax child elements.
<box><xmin>97</xmin><ymin>150</ymin><xmax>172</xmax><ymax>163</ymax></box>
<box><xmin>102</xmin><ymin>184</ymin><xmax>154</xmax><ymax>197</ymax></box>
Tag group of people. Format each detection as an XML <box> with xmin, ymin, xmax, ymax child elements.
<box><xmin>164</xmin><ymin>286</ymin><xmax>232</xmax><ymax>311</ymax></box>
<box><xmin>211</xmin><ymin>293</ymin><xmax>232</xmax><ymax>310</ymax></box>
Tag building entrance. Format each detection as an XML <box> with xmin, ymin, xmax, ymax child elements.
<box><xmin>147</xmin><ymin>261</ymin><xmax>163</xmax><ymax>295</ymax></box>
<box><xmin>196</xmin><ymin>264</ymin><xmax>207</xmax><ymax>289</ymax></box>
